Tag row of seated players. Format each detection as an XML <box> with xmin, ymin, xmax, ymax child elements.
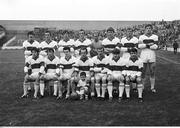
<box><xmin>21</xmin><ymin>46</ymin><xmax>144</xmax><ymax>102</ymax></box>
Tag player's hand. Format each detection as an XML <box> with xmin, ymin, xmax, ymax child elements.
<box><xmin>146</xmin><ymin>44</ymin><xmax>150</xmax><ymax>48</ymax></box>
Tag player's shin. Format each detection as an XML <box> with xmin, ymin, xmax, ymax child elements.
<box><xmin>107</xmin><ymin>81</ymin><xmax>113</xmax><ymax>98</ymax></box>
<box><xmin>95</xmin><ymin>83</ymin><xmax>101</xmax><ymax>97</ymax></box>
<box><xmin>125</xmin><ymin>84</ymin><xmax>130</xmax><ymax>98</ymax></box>
<box><xmin>150</xmin><ymin>77</ymin><xmax>155</xmax><ymax>90</ymax></box>
<box><xmin>101</xmin><ymin>82</ymin><xmax>107</xmax><ymax>98</ymax></box>
<box><xmin>119</xmin><ymin>82</ymin><xmax>125</xmax><ymax>98</ymax></box>
<box><xmin>53</xmin><ymin>81</ymin><xmax>58</xmax><ymax>96</ymax></box>
<box><xmin>39</xmin><ymin>80</ymin><xmax>45</xmax><ymax>96</ymax></box>
<box><xmin>34</xmin><ymin>83</ymin><xmax>39</xmax><ymax>98</ymax></box>
<box><xmin>137</xmin><ymin>84</ymin><xmax>143</xmax><ymax>98</ymax></box>
<box><xmin>23</xmin><ymin>82</ymin><xmax>29</xmax><ymax>96</ymax></box>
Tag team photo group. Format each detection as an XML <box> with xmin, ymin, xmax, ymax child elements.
<box><xmin>21</xmin><ymin>24</ymin><xmax>158</xmax><ymax>103</ymax></box>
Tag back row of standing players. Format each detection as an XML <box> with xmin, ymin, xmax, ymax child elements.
<box><xmin>22</xmin><ymin>24</ymin><xmax>158</xmax><ymax>102</ymax></box>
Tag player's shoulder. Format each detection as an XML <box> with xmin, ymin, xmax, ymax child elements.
<box><xmin>26</xmin><ymin>56</ymin><xmax>33</xmax><ymax>62</ymax></box>
<box><xmin>23</xmin><ymin>40</ymin><xmax>28</xmax><ymax>44</ymax></box>
<box><xmin>38</xmin><ymin>55</ymin><xmax>44</xmax><ymax>60</ymax></box>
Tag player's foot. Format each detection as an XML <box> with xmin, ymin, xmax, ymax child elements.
<box><xmin>20</xmin><ymin>94</ymin><xmax>29</xmax><ymax>99</ymax></box>
<box><xmin>85</xmin><ymin>95</ymin><xmax>88</xmax><ymax>100</ymax></box>
<box><xmin>138</xmin><ymin>98</ymin><xmax>143</xmax><ymax>103</ymax></box>
<box><xmin>125</xmin><ymin>97</ymin><xmax>130</xmax><ymax>102</ymax></box>
<box><xmin>39</xmin><ymin>95</ymin><xmax>44</xmax><ymax>99</ymax></box>
<box><xmin>65</xmin><ymin>94</ymin><xmax>70</xmax><ymax>100</ymax></box>
<box><xmin>33</xmin><ymin>96</ymin><xmax>39</xmax><ymax>99</ymax></box>
<box><xmin>91</xmin><ymin>92</ymin><xmax>95</xmax><ymax>97</ymax></box>
<box><xmin>151</xmin><ymin>88</ymin><xmax>156</xmax><ymax>93</ymax></box>
<box><xmin>118</xmin><ymin>97</ymin><xmax>123</xmax><ymax>102</ymax></box>
<box><xmin>56</xmin><ymin>96</ymin><xmax>63</xmax><ymax>100</ymax></box>
<box><xmin>108</xmin><ymin>97</ymin><xmax>113</xmax><ymax>102</ymax></box>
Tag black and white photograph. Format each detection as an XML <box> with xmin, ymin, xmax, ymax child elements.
<box><xmin>0</xmin><ymin>0</ymin><xmax>180</xmax><ymax>126</ymax></box>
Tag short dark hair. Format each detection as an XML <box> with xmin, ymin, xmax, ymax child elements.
<box><xmin>107</xmin><ymin>27</ymin><xmax>115</xmax><ymax>33</ymax></box>
<box><xmin>48</xmin><ymin>48</ymin><xmax>54</xmax><ymax>53</ymax></box>
<box><xmin>31</xmin><ymin>47</ymin><xmax>39</xmax><ymax>52</ymax></box>
<box><xmin>63</xmin><ymin>46</ymin><xmax>70</xmax><ymax>52</ymax></box>
<box><xmin>79</xmin><ymin>47</ymin><xmax>88</xmax><ymax>54</ymax></box>
<box><xmin>112</xmin><ymin>48</ymin><xmax>120</xmax><ymax>54</ymax></box>
<box><xmin>45</xmin><ymin>31</ymin><xmax>51</xmax><ymax>35</ymax></box>
<box><xmin>27</xmin><ymin>31</ymin><xmax>35</xmax><ymax>36</ymax></box>
<box><xmin>80</xmin><ymin>72</ymin><xmax>86</xmax><ymax>77</ymax></box>
<box><xmin>145</xmin><ymin>24</ymin><xmax>153</xmax><ymax>29</ymax></box>
<box><xmin>130</xmin><ymin>47</ymin><xmax>138</xmax><ymax>53</ymax></box>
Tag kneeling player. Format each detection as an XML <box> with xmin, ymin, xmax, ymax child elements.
<box><xmin>107</xmin><ymin>48</ymin><xmax>126</xmax><ymax>101</ymax></box>
<box><xmin>76</xmin><ymin>72</ymin><xmax>89</xmax><ymax>100</ymax></box>
<box><xmin>40</xmin><ymin>48</ymin><xmax>60</xmax><ymax>98</ymax></box>
<box><xmin>21</xmin><ymin>47</ymin><xmax>45</xmax><ymax>99</ymax></box>
<box><xmin>122</xmin><ymin>48</ymin><xmax>144</xmax><ymax>102</ymax></box>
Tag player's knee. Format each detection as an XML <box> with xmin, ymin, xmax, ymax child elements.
<box><xmin>136</xmin><ymin>77</ymin><xmax>142</xmax><ymax>84</ymax></box>
<box><xmin>95</xmin><ymin>76</ymin><xmax>100</xmax><ymax>83</ymax></box>
<box><xmin>91</xmin><ymin>77</ymin><xmax>95</xmax><ymax>83</ymax></box>
<box><xmin>102</xmin><ymin>77</ymin><xmax>107</xmax><ymax>84</ymax></box>
<box><xmin>119</xmin><ymin>75</ymin><xmax>124</xmax><ymax>82</ymax></box>
<box><xmin>107</xmin><ymin>75</ymin><xmax>112</xmax><ymax>82</ymax></box>
<box><xmin>125</xmin><ymin>76</ymin><xmax>130</xmax><ymax>82</ymax></box>
<box><xmin>130</xmin><ymin>76</ymin><xmax>136</xmax><ymax>82</ymax></box>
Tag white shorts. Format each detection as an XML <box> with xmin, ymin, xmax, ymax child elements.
<box><xmin>122</xmin><ymin>70</ymin><xmax>141</xmax><ymax>77</ymax></box>
<box><xmin>95</xmin><ymin>73</ymin><xmax>107</xmax><ymax>79</ymax></box>
<box><xmin>122</xmin><ymin>52</ymin><xmax>130</xmax><ymax>59</ymax></box>
<box><xmin>43</xmin><ymin>73</ymin><xmax>58</xmax><ymax>80</ymax></box>
<box><xmin>28</xmin><ymin>72</ymin><xmax>39</xmax><ymax>80</ymax></box>
<box><xmin>60</xmin><ymin>73</ymin><xmax>71</xmax><ymax>81</ymax></box>
<box><xmin>140</xmin><ymin>49</ymin><xmax>156</xmax><ymax>63</ymax></box>
<box><xmin>111</xmin><ymin>72</ymin><xmax>122</xmax><ymax>80</ymax></box>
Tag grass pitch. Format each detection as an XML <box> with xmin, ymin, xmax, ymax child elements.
<box><xmin>0</xmin><ymin>50</ymin><xmax>180</xmax><ymax>126</ymax></box>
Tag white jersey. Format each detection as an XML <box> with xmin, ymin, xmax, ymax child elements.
<box><xmin>102</xmin><ymin>37</ymin><xmax>120</xmax><ymax>55</ymax></box>
<box><xmin>44</xmin><ymin>56</ymin><xmax>60</xmax><ymax>74</ymax></box>
<box><xmin>123</xmin><ymin>58</ymin><xmax>143</xmax><ymax>77</ymax></box>
<box><xmin>107</xmin><ymin>57</ymin><xmax>127</xmax><ymax>75</ymax></box>
<box><xmin>23</xmin><ymin>40</ymin><xmax>40</xmax><ymax>58</ymax></box>
<box><xmin>24</xmin><ymin>55</ymin><xmax>44</xmax><ymax>74</ymax></box>
<box><xmin>138</xmin><ymin>34</ymin><xmax>158</xmax><ymax>63</ymax></box>
<box><xmin>92</xmin><ymin>55</ymin><xmax>109</xmax><ymax>74</ymax></box>
<box><xmin>58</xmin><ymin>39</ymin><xmax>75</xmax><ymax>57</ymax></box>
<box><xmin>74</xmin><ymin>38</ymin><xmax>92</xmax><ymax>57</ymax></box>
<box><xmin>40</xmin><ymin>40</ymin><xmax>58</xmax><ymax>50</ymax></box>
<box><xmin>59</xmin><ymin>56</ymin><xmax>77</xmax><ymax>77</ymax></box>
<box><xmin>73</xmin><ymin>57</ymin><xmax>94</xmax><ymax>76</ymax></box>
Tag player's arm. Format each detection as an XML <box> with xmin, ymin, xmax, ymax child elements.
<box><xmin>150</xmin><ymin>36</ymin><xmax>159</xmax><ymax>50</ymax></box>
<box><xmin>39</xmin><ymin>60</ymin><xmax>45</xmax><ymax>76</ymax></box>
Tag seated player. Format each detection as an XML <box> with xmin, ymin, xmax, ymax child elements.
<box><xmin>76</xmin><ymin>72</ymin><xmax>89</xmax><ymax>100</ymax></box>
<box><xmin>92</xmin><ymin>46</ymin><xmax>109</xmax><ymax>99</ymax></box>
<box><xmin>71</xmin><ymin>47</ymin><xmax>95</xmax><ymax>98</ymax></box>
<box><xmin>23</xmin><ymin>31</ymin><xmax>40</xmax><ymax>91</ymax></box>
<box><xmin>58</xmin><ymin>47</ymin><xmax>77</xmax><ymax>99</ymax></box>
<box><xmin>40</xmin><ymin>48</ymin><xmax>60</xmax><ymax>98</ymax></box>
<box><xmin>21</xmin><ymin>47</ymin><xmax>45</xmax><ymax>99</ymax></box>
<box><xmin>107</xmin><ymin>48</ymin><xmax>126</xmax><ymax>102</ymax></box>
<box><xmin>122</xmin><ymin>48</ymin><xmax>144</xmax><ymax>102</ymax></box>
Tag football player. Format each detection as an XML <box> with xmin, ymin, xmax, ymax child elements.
<box><xmin>74</xmin><ymin>29</ymin><xmax>92</xmax><ymax>57</ymax></box>
<box><xmin>122</xmin><ymin>48</ymin><xmax>144</xmax><ymax>102</ymax></box>
<box><xmin>58</xmin><ymin>47</ymin><xmax>77</xmax><ymax>99</ymax></box>
<box><xmin>22</xmin><ymin>31</ymin><xmax>40</xmax><ymax>91</ymax></box>
<box><xmin>120</xmin><ymin>28</ymin><xmax>139</xmax><ymax>59</ymax></box>
<box><xmin>21</xmin><ymin>47</ymin><xmax>44</xmax><ymax>99</ymax></box>
<box><xmin>102</xmin><ymin>27</ymin><xmax>120</xmax><ymax>57</ymax></box>
<box><xmin>92</xmin><ymin>46</ymin><xmax>109</xmax><ymax>99</ymax></box>
<box><xmin>138</xmin><ymin>24</ymin><xmax>158</xmax><ymax>93</ymax></box>
<box><xmin>40</xmin><ymin>48</ymin><xmax>60</xmax><ymax>98</ymax></box>
<box><xmin>107</xmin><ymin>48</ymin><xmax>126</xmax><ymax>102</ymax></box>
<box><xmin>39</xmin><ymin>31</ymin><xmax>58</xmax><ymax>57</ymax></box>
<box><xmin>71</xmin><ymin>47</ymin><xmax>95</xmax><ymax>98</ymax></box>
<box><xmin>58</xmin><ymin>30</ymin><xmax>75</xmax><ymax>57</ymax></box>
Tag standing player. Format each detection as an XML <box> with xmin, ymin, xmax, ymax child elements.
<box><xmin>138</xmin><ymin>24</ymin><xmax>158</xmax><ymax>93</ymax></box>
<box><xmin>23</xmin><ymin>31</ymin><xmax>40</xmax><ymax>91</ymax></box>
<box><xmin>120</xmin><ymin>28</ymin><xmax>139</xmax><ymax>59</ymax></box>
<box><xmin>58</xmin><ymin>47</ymin><xmax>77</xmax><ymax>99</ymax></box>
<box><xmin>102</xmin><ymin>27</ymin><xmax>120</xmax><ymax>56</ymax></box>
<box><xmin>39</xmin><ymin>31</ymin><xmax>58</xmax><ymax>57</ymax></box>
<box><xmin>122</xmin><ymin>48</ymin><xmax>144</xmax><ymax>102</ymax></box>
<box><xmin>71</xmin><ymin>47</ymin><xmax>95</xmax><ymax>98</ymax></box>
<box><xmin>74</xmin><ymin>29</ymin><xmax>92</xmax><ymax>57</ymax></box>
<box><xmin>107</xmin><ymin>48</ymin><xmax>126</xmax><ymax>101</ymax></box>
<box><xmin>21</xmin><ymin>47</ymin><xmax>45</xmax><ymax>99</ymax></box>
<box><xmin>92</xmin><ymin>47</ymin><xmax>109</xmax><ymax>99</ymax></box>
<box><xmin>40</xmin><ymin>48</ymin><xmax>60</xmax><ymax>98</ymax></box>
<box><xmin>58</xmin><ymin>30</ymin><xmax>75</xmax><ymax>57</ymax></box>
